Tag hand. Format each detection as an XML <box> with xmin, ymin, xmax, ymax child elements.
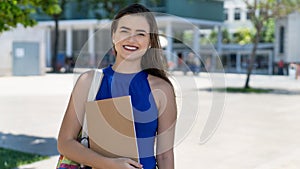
<box><xmin>109</xmin><ymin>157</ymin><xmax>143</xmax><ymax>169</ymax></box>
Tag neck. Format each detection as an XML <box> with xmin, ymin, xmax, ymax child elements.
<box><xmin>112</xmin><ymin>59</ymin><xmax>142</xmax><ymax>74</ymax></box>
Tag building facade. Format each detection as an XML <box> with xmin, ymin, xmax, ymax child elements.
<box><xmin>275</xmin><ymin>11</ymin><xmax>300</xmax><ymax>64</ymax></box>
<box><xmin>223</xmin><ymin>0</ymin><xmax>253</xmax><ymax>33</ymax></box>
<box><xmin>220</xmin><ymin>0</ymin><xmax>274</xmax><ymax>75</ymax></box>
<box><xmin>0</xmin><ymin>0</ymin><xmax>224</xmax><ymax>76</ymax></box>
<box><xmin>0</xmin><ymin>27</ymin><xmax>48</xmax><ymax>76</ymax></box>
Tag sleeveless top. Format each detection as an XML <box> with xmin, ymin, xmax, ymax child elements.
<box><xmin>95</xmin><ymin>65</ymin><xmax>158</xmax><ymax>169</ymax></box>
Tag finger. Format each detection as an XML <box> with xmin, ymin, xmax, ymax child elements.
<box><xmin>127</xmin><ymin>159</ymin><xmax>143</xmax><ymax>168</ymax></box>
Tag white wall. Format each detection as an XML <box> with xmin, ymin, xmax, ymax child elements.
<box><xmin>275</xmin><ymin>11</ymin><xmax>300</xmax><ymax>63</ymax></box>
<box><xmin>0</xmin><ymin>26</ymin><xmax>47</xmax><ymax>76</ymax></box>
<box><xmin>223</xmin><ymin>0</ymin><xmax>253</xmax><ymax>33</ymax></box>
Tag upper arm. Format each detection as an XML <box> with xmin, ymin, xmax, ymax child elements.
<box><xmin>148</xmin><ymin>76</ymin><xmax>177</xmax><ymax>156</ymax></box>
<box><xmin>58</xmin><ymin>71</ymin><xmax>94</xmax><ymax>147</ymax></box>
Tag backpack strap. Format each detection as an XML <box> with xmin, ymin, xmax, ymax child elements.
<box><xmin>81</xmin><ymin>69</ymin><xmax>103</xmax><ymax>147</ymax></box>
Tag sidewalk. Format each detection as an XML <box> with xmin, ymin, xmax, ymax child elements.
<box><xmin>1</xmin><ymin>73</ymin><xmax>300</xmax><ymax>169</ymax></box>
<box><xmin>14</xmin><ymin>156</ymin><xmax>59</xmax><ymax>169</ymax></box>
<box><xmin>0</xmin><ymin>74</ymin><xmax>73</xmax><ymax>169</ymax></box>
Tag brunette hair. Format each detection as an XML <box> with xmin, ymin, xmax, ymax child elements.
<box><xmin>111</xmin><ymin>3</ymin><xmax>172</xmax><ymax>86</ymax></box>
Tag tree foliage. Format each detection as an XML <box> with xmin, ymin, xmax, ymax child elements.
<box><xmin>207</xmin><ymin>29</ymin><xmax>231</xmax><ymax>45</ymax></box>
<box><xmin>0</xmin><ymin>0</ymin><xmax>61</xmax><ymax>32</ymax></box>
<box><xmin>233</xmin><ymin>28</ymin><xmax>254</xmax><ymax>45</ymax></box>
<box><xmin>260</xmin><ymin>18</ymin><xmax>274</xmax><ymax>43</ymax></box>
<box><xmin>243</xmin><ymin>0</ymin><xmax>300</xmax><ymax>88</ymax></box>
<box><xmin>222</xmin><ymin>29</ymin><xmax>231</xmax><ymax>44</ymax></box>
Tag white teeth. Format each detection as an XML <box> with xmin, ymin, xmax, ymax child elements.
<box><xmin>124</xmin><ymin>45</ymin><xmax>138</xmax><ymax>51</ymax></box>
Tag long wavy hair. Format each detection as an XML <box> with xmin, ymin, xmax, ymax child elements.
<box><xmin>111</xmin><ymin>3</ymin><xmax>172</xmax><ymax>86</ymax></box>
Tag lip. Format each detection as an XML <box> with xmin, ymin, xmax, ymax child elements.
<box><xmin>123</xmin><ymin>45</ymin><xmax>139</xmax><ymax>51</ymax></box>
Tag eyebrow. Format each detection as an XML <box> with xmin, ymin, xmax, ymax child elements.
<box><xmin>120</xmin><ymin>26</ymin><xmax>147</xmax><ymax>33</ymax></box>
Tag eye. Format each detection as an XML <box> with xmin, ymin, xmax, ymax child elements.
<box><xmin>120</xmin><ymin>30</ymin><xmax>128</xmax><ymax>33</ymax></box>
<box><xmin>137</xmin><ymin>33</ymin><xmax>146</xmax><ymax>36</ymax></box>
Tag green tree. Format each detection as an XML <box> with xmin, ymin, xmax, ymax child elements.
<box><xmin>208</xmin><ymin>28</ymin><xmax>232</xmax><ymax>44</ymax></box>
<box><xmin>243</xmin><ymin>0</ymin><xmax>300</xmax><ymax>89</ymax></box>
<box><xmin>49</xmin><ymin>0</ymin><xmax>67</xmax><ymax>73</ymax></box>
<box><xmin>260</xmin><ymin>18</ymin><xmax>275</xmax><ymax>43</ymax></box>
<box><xmin>233</xmin><ymin>28</ymin><xmax>254</xmax><ymax>45</ymax></box>
<box><xmin>0</xmin><ymin>0</ymin><xmax>61</xmax><ymax>33</ymax></box>
<box><xmin>208</xmin><ymin>31</ymin><xmax>217</xmax><ymax>44</ymax></box>
<box><xmin>222</xmin><ymin>29</ymin><xmax>231</xmax><ymax>44</ymax></box>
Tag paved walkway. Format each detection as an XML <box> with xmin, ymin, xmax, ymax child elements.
<box><xmin>0</xmin><ymin>72</ymin><xmax>299</xmax><ymax>169</ymax></box>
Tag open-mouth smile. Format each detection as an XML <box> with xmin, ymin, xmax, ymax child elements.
<box><xmin>123</xmin><ymin>45</ymin><xmax>139</xmax><ymax>51</ymax></box>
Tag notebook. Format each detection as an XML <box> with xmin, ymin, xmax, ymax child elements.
<box><xmin>85</xmin><ymin>95</ymin><xmax>139</xmax><ymax>163</ymax></box>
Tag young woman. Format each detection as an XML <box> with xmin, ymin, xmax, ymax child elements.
<box><xmin>57</xmin><ymin>4</ymin><xmax>177</xmax><ymax>169</ymax></box>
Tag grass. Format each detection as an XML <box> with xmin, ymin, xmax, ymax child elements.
<box><xmin>0</xmin><ymin>147</ymin><xmax>48</xmax><ymax>169</ymax></box>
<box><xmin>215</xmin><ymin>87</ymin><xmax>273</xmax><ymax>93</ymax></box>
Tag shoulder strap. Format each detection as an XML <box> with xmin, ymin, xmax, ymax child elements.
<box><xmin>88</xmin><ymin>69</ymin><xmax>103</xmax><ymax>101</ymax></box>
<box><xmin>81</xmin><ymin>69</ymin><xmax>103</xmax><ymax>146</ymax></box>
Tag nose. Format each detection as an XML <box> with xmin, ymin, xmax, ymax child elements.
<box><xmin>127</xmin><ymin>33</ymin><xmax>137</xmax><ymax>42</ymax></box>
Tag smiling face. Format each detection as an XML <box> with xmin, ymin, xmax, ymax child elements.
<box><xmin>112</xmin><ymin>14</ymin><xmax>150</xmax><ymax>63</ymax></box>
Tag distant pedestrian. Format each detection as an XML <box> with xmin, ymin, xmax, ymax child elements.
<box><xmin>278</xmin><ymin>59</ymin><xmax>284</xmax><ymax>75</ymax></box>
<box><xmin>184</xmin><ymin>52</ymin><xmax>200</xmax><ymax>75</ymax></box>
<box><xmin>177</xmin><ymin>52</ymin><xmax>184</xmax><ymax>71</ymax></box>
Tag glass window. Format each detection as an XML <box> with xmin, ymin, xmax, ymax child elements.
<box><xmin>224</xmin><ymin>8</ymin><xmax>228</xmax><ymax>20</ymax></box>
<box><xmin>72</xmin><ymin>30</ymin><xmax>88</xmax><ymax>53</ymax></box>
<box><xmin>234</xmin><ymin>8</ymin><xmax>241</xmax><ymax>20</ymax></box>
<box><xmin>279</xmin><ymin>26</ymin><xmax>285</xmax><ymax>54</ymax></box>
<box><xmin>246</xmin><ymin>10</ymin><xmax>251</xmax><ymax>20</ymax></box>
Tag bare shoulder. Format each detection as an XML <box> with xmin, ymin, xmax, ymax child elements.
<box><xmin>147</xmin><ymin>74</ymin><xmax>175</xmax><ymax>106</ymax></box>
<box><xmin>76</xmin><ymin>70</ymin><xmax>94</xmax><ymax>84</ymax></box>
<box><xmin>72</xmin><ymin>70</ymin><xmax>95</xmax><ymax>95</ymax></box>
<box><xmin>148</xmin><ymin>74</ymin><xmax>174</xmax><ymax>93</ymax></box>
<box><xmin>148</xmin><ymin>74</ymin><xmax>177</xmax><ymax>119</ymax></box>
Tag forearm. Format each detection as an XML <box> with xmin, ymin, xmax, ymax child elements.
<box><xmin>58</xmin><ymin>138</ymin><xmax>111</xmax><ymax>169</ymax></box>
<box><xmin>156</xmin><ymin>150</ymin><xmax>174</xmax><ymax>169</ymax></box>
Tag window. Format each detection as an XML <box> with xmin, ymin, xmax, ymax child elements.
<box><xmin>279</xmin><ymin>26</ymin><xmax>285</xmax><ymax>54</ymax></box>
<box><xmin>234</xmin><ymin>8</ymin><xmax>241</xmax><ymax>20</ymax></box>
<box><xmin>246</xmin><ymin>10</ymin><xmax>251</xmax><ymax>20</ymax></box>
<box><xmin>72</xmin><ymin>30</ymin><xmax>89</xmax><ymax>54</ymax></box>
<box><xmin>224</xmin><ymin>8</ymin><xmax>228</xmax><ymax>20</ymax></box>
